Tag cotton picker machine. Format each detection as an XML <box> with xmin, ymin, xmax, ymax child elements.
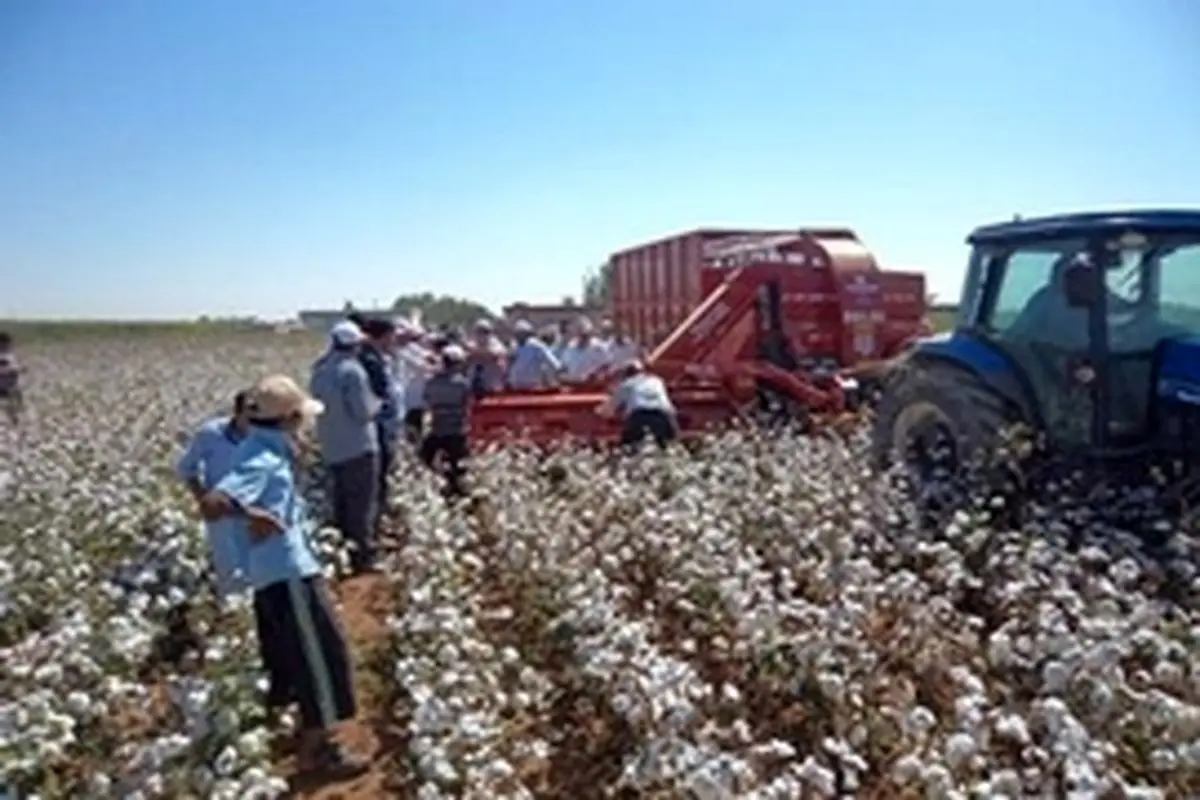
<box><xmin>471</xmin><ymin>227</ymin><xmax>929</xmax><ymax>446</ymax></box>
<box><xmin>870</xmin><ymin>210</ymin><xmax>1200</xmax><ymax>519</ymax></box>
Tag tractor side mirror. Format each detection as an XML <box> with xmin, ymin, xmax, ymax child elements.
<box><xmin>1063</xmin><ymin>262</ymin><xmax>1098</xmax><ymax>309</ymax></box>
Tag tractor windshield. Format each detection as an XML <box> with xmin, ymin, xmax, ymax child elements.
<box><xmin>1103</xmin><ymin>233</ymin><xmax>1200</xmax><ymax>352</ymax></box>
<box><xmin>983</xmin><ymin>231</ymin><xmax>1200</xmax><ymax>446</ymax></box>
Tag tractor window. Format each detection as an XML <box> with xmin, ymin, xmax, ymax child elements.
<box><xmin>1156</xmin><ymin>241</ymin><xmax>1200</xmax><ymax>335</ymax></box>
<box><xmin>987</xmin><ymin>247</ymin><xmax>1068</xmax><ymax>334</ymax></box>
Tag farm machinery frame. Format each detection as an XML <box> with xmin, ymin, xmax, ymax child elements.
<box><xmin>471</xmin><ymin>227</ymin><xmax>929</xmax><ymax>447</ymax></box>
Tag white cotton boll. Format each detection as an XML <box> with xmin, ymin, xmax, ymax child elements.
<box><xmin>749</xmin><ymin>739</ymin><xmax>796</xmax><ymax>761</ymax></box>
<box><xmin>796</xmin><ymin>756</ymin><xmax>836</xmax><ymax>798</ymax></box>
<box><xmin>905</xmin><ymin>706</ymin><xmax>938</xmax><ymax>738</ymax></box>
<box><xmin>994</xmin><ymin>713</ymin><xmax>1031</xmax><ymax>745</ymax></box>
<box><xmin>213</xmin><ymin>744</ymin><xmax>238</xmax><ymax>777</ymax></box>
<box><xmin>64</xmin><ymin>691</ymin><xmax>92</xmax><ymax>718</ymax></box>
<box><xmin>943</xmin><ymin>732</ymin><xmax>976</xmax><ymax>770</ymax></box>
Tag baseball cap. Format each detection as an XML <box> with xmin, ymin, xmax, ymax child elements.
<box><xmin>512</xmin><ymin>319</ymin><xmax>533</xmax><ymax>334</ymax></box>
<box><xmin>330</xmin><ymin>320</ymin><xmax>366</xmax><ymax>347</ymax></box>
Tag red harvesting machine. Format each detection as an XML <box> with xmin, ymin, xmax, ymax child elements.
<box><xmin>472</xmin><ymin>227</ymin><xmax>928</xmax><ymax>447</ymax></box>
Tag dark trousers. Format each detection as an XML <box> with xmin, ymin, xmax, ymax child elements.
<box><xmin>253</xmin><ymin>576</ymin><xmax>356</xmax><ymax>730</ymax></box>
<box><xmin>420</xmin><ymin>433</ymin><xmax>469</xmax><ymax>497</ymax></box>
<box><xmin>403</xmin><ymin>408</ymin><xmax>425</xmax><ymax>446</ymax></box>
<box><xmin>620</xmin><ymin>408</ymin><xmax>679</xmax><ymax>449</ymax></box>
<box><xmin>376</xmin><ymin>432</ymin><xmax>395</xmax><ymax>530</ymax></box>
<box><xmin>253</xmin><ymin>591</ymin><xmax>293</xmax><ymax>709</ymax></box>
<box><xmin>329</xmin><ymin>452</ymin><xmax>379</xmax><ymax>568</ymax></box>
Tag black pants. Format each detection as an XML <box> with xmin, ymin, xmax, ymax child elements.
<box><xmin>253</xmin><ymin>576</ymin><xmax>356</xmax><ymax>730</ymax></box>
<box><xmin>329</xmin><ymin>452</ymin><xmax>379</xmax><ymax>568</ymax></box>
<box><xmin>420</xmin><ymin>433</ymin><xmax>469</xmax><ymax>497</ymax></box>
<box><xmin>403</xmin><ymin>408</ymin><xmax>425</xmax><ymax>446</ymax></box>
<box><xmin>253</xmin><ymin>591</ymin><xmax>293</xmax><ymax>709</ymax></box>
<box><xmin>621</xmin><ymin>409</ymin><xmax>678</xmax><ymax>449</ymax></box>
<box><xmin>376</xmin><ymin>433</ymin><xmax>394</xmax><ymax>530</ymax></box>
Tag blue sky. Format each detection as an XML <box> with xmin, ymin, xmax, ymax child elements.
<box><xmin>1</xmin><ymin>0</ymin><xmax>1197</xmax><ymax>320</ymax></box>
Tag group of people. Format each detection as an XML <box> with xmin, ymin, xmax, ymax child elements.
<box><xmin>170</xmin><ymin>312</ymin><xmax>680</xmax><ymax>782</ymax></box>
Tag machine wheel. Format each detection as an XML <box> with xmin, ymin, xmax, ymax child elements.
<box><xmin>871</xmin><ymin>360</ymin><xmax>1016</xmax><ymax>479</ymax></box>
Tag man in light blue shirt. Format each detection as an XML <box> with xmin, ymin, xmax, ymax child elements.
<box><xmin>506</xmin><ymin>319</ymin><xmax>565</xmax><ymax>389</ymax></box>
<box><xmin>309</xmin><ymin>320</ymin><xmax>381</xmax><ymax>573</ymax></box>
<box><xmin>176</xmin><ymin>390</ymin><xmax>252</xmax><ymax>601</ymax></box>
<box><xmin>201</xmin><ymin>374</ymin><xmax>366</xmax><ymax>779</ymax></box>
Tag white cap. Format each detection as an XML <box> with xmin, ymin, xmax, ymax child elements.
<box><xmin>330</xmin><ymin>320</ymin><xmax>366</xmax><ymax>347</ymax></box>
<box><xmin>512</xmin><ymin>319</ymin><xmax>534</xmax><ymax>334</ymax></box>
<box><xmin>474</xmin><ymin>317</ymin><xmax>493</xmax><ymax>331</ymax></box>
<box><xmin>442</xmin><ymin>344</ymin><xmax>466</xmax><ymax>362</ymax></box>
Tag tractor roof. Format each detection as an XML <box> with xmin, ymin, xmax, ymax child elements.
<box><xmin>968</xmin><ymin>209</ymin><xmax>1200</xmax><ymax>246</ymax></box>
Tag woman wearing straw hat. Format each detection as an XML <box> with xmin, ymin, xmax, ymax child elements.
<box><xmin>199</xmin><ymin>374</ymin><xmax>368</xmax><ymax>779</ymax></box>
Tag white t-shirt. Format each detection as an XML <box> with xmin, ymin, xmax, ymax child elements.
<box><xmin>395</xmin><ymin>342</ymin><xmax>436</xmax><ymax>411</ymax></box>
<box><xmin>561</xmin><ymin>339</ymin><xmax>611</xmax><ymax>382</ymax></box>
<box><xmin>613</xmin><ymin>373</ymin><xmax>674</xmax><ymax>416</ymax></box>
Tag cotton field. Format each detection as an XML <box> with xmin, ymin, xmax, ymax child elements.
<box><xmin>2</xmin><ymin>334</ymin><xmax>1199</xmax><ymax>800</ymax></box>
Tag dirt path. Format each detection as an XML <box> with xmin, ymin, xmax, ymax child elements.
<box><xmin>280</xmin><ymin>571</ymin><xmax>408</xmax><ymax>799</ymax></box>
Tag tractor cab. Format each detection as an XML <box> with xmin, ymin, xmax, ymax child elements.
<box><xmin>873</xmin><ymin>211</ymin><xmax>1200</xmax><ymax>475</ymax></box>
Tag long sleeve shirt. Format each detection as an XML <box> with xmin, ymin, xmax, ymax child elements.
<box><xmin>309</xmin><ymin>352</ymin><xmax>380</xmax><ymax>465</ymax></box>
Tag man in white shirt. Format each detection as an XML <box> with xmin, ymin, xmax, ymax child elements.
<box><xmin>561</xmin><ymin>318</ymin><xmax>611</xmax><ymax>383</ymax></box>
<box><xmin>392</xmin><ymin>321</ymin><xmax>439</xmax><ymax>444</ymax></box>
<box><xmin>601</xmin><ymin>319</ymin><xmax>641</xmax><ymax>371</ymax></box>
<box><xmin>610</xmin><ymin>360</ymin><xmax>678</xmax><ymax>449</ymax></box>
<box><xmin>507</xmin><ymin>319</ymin><xmax>564</xmax><ymax>390</ymax></box>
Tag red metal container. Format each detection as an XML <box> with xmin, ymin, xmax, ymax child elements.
<box><xmin>609</xmin><ymin>227</ymin><xmax>925</xmax><ymax>364</ymax></box>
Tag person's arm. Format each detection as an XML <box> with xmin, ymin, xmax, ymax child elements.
<box><xmin>341</xmin><ymin>363</ymin><xmax>380</xmax><ymax>422</ymax></box>
<box><xmin>206</xmin><ymin>458</ymin><xmax>285</xmax><ymax>540</ymax></box>
<box><xmin>175</xmin><ymin>427</ymin><xmax>211</xmax><ymax>501</ymax></box>
<box><xmin>538</xmin><ymin>341</ymin><xmax>564</xmax><ymax>380</ymax></box>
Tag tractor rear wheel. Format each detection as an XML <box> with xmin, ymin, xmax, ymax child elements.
<box><xmin>871</xmin><ymin>360</ymin><xmax>1017</xmax><ymax>480</ymax></box>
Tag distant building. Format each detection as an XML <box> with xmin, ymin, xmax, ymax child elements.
<box><xmin>502</xmin><ymin>302</ymin><xmax>605</xmax><ymax>332</ymax></box>
<box><xmin>297</xmin><ymin>307</ymin><xmax>392</xmax><ymax>333</ymax></box>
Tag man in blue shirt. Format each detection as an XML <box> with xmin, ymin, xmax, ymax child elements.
<box><xmin>200</xmin><ymin>374</ymin><xmax>367</xmax><ymax>779</ymax></box>
<box><xmin>309</xmin><ymin>320</ymin><xmax>381</xmax><ymax>574</ymax></box>
<box><xmin>176</xmin><ymin>389</ymin><xmax>253</xmax><ymax>601</ymax></box>
<box><xmin>506</xmin><ymin>319</ymin><xmax>564</xmax><ymax>389</ymax></box>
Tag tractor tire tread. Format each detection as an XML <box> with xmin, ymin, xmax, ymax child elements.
<box><xmin>871</xmin><ymin>359</ymin><xmax>1015</xmax><ymax>468</ymax></box>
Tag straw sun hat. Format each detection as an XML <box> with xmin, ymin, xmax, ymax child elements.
<box><xmin>247</xmin><ymin>374</ymin><xmax>324</xmax><ymax>423</ymax></box>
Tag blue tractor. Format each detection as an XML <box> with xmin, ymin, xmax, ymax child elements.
<box><xmin>871</xmin><ymin>210</ymin><xmax>1200</xmax><ymax>481</ymax></box>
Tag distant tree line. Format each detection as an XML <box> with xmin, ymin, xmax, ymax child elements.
<box><xmin>388</xmin><ymin>292</ymin><xmax>495</xmax><ymax>328</ymax></box>
<box><xmin>581</xmin><ymin>263</ymin><xmax>612</xmax><ymax>308</ymax></box>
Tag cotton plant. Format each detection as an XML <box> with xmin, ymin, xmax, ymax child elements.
<box><xmin>3</xmin><ymin>334</ymin><xmax>1200</xmax><ymax>798</ymax></box>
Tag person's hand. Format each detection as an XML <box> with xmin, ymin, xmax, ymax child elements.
<box><xmin>245</xmin><ymin>507</ymin><xmax>286</xmax><ymax>542</ymax></box>
<box><xmin>197</xmin><ymin>492</ymin><xmax>234</xmax><ymax>521</ymax></box>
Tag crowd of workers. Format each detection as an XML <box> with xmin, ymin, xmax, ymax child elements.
<box><xmin>170</xmin><ymin>312</ymin><xmax>679</xmax><ymax>781</ymax></box>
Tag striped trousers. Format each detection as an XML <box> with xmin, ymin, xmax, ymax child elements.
<box><xmin>253</xmin><ymin>576</ymin><xmax>356</xmax><ymax>729</ymax></box>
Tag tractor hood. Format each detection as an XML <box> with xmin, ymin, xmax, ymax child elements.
<box><xmin>1157</xmin><ymin>337</ymin><xmax>1200</xmax><ymax>406</ymax></box>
